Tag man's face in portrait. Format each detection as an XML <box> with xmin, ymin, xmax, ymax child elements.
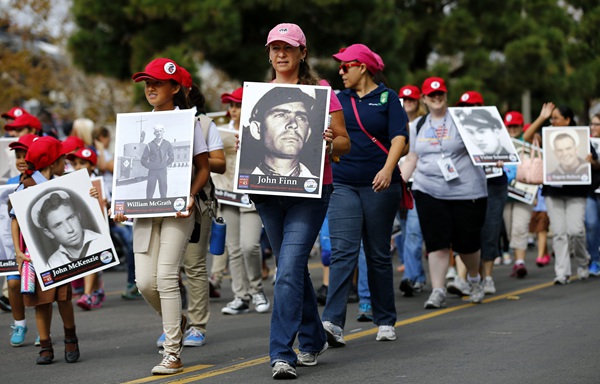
<box><xmin>42</xmin><ymin>204</ymin><xmax>84</xmax><ymax>250</ymax></box>
<box><xmin>154</xmin><ymin>126</ymin><xmax>164</xmax><ymax>140</ymax></box>
<box><xmin>262</xmin><ymin>101</ymin><xmax>311</xmax><ymax>159</ymax></box>
<box><xmin>554</xmin><ymin>136</ymin><xmax>578</xmax><ymax>170</ymax></box>
<box><xmin>464</xmin><ymin>125</ymin><xmax>501</xmax><ymax>155</ymax></box>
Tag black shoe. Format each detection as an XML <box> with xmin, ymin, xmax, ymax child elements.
<box><xmin>347</xmin><ymin>284</ymin><xmax>359</xmax><ymax>304</ymax></box>
<box><xmin>64</xmin><ymin>337</ymin><xmax>80</xmax><ymax>363</ymax></box>
<box><xmin>37</xmin><ymin>340</ymin><xmax>54</xmax><ymax>365</ymax></box>
<box><xmin>316</xmin><ymin>284</ymin><xmax>328</xmax><ymax>306</ymax></box>
<box><xmin>209</xmin><ymin>281</ymin><xmax>221</xmax><ymax>298</ymax></box>
<box><xmin>399</xmin><ymin>278</ymin><xmax>415</xmax><ymax>297</ymax></box>
<box><xmin>0</xmin><ymin>295</ymin><xmax>11</xmax><ymax>312</ymax></box>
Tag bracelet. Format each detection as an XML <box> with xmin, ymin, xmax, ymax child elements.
<box><xmin>328</xmin><ymin>140</ymin><xmax>334</xmax><ymax>155</ymax></box>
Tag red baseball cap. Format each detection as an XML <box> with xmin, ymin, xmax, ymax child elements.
<box><xmin>504</xmin><ymin>111</ymin><xmax>524</xmax><ymax>126</ymax></box>
<box><xmin>221</xmin><ymin>87</ymin><xmax>243</xmax><ymax>104</ymax></box>
<box><xmin>67</xmin><ymin>147</ymin><xmax>97</xmax><ymax>166</ymax></box>
<box><xmin>2</xmin><ymin>106</ymin><xmax>28</xmax><ymax>120</ymax></box>
<box><xmin>179</xmin><ymin>66</ymin><xmax>193</xmax><ymax>89</ymax></box>
<box><xmin>25</xmin><ymin>136</ymin><xmax>68</xmax><ymax>171</ymax></box>
<box><xmin>132</xmin><ymin>58</ymin><xmax>183</xmax><ymax>85</ymax></box>
<box><xmin>62</xmin><ymin>136</ymin><xmax>85</xmax><ymax>154</ymax></box>
<box><xmin>333</xmin><ymin>44</ymin><xmax>381</xmax><ymax>74</ymax></box>
<box><xmin>399</xmin><ymin>85</ymin><xmax>421</xmax><ymax>100</ymax></box>
<box><xmin>9</xmin><ymin>133</ymin><xmax>38</xmax><ymax>151</ymax></box>
<box><xmin>421</xmin><ymin>77</ymin><xmax>447</xmax><ymax>95</ymax></box>
<box><xmin>456</xmin><ymin>91</ymin><xmax>484</xmax><ymax>106</ymax></box>
<box><xmin>266</xmin><ymin>23</ymin><xmax>306</xmax><ymax>47</ymax></box>
<box><xmin>4</xmin><ymin>113</ymin><xmax>42</xmax><ymax>131</ymax></box>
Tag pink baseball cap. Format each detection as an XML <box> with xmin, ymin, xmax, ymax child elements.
<box><xmin>67</xmin><ymin>147</ymin><xmax>98</xmax><ymax>166</ymax></box>
<box><xmin>456</xmin><ymin>91</ymin><xmax>484</xmax><ymax>106</ymax></box>
<box><xmin>221</xmin><ymin>87</ymin><xmax>243</xmax><ymax>104</ymax></box>
<box><xmin>504</xmin><ymin>111</ymin><xmax>524</xmax><ymax>126</ymax></box>
<box><xmin>132</xmin><ymin>58</ymin><xmax>182</xmax><ymax>85</ymax></box>
<box><xmin>333</xmin><ymin>44</ymin><xmax>380</xmax><ymax>74</ymax></box>
<box><xmin>421</xmin><ymin>77</ymin><xmax>447</xmax><ymax>95</ymax></box>
<box><xmin>399</xmin><ymin>85</ymin><xmax>421</xmax><ymax>100</ymax></box>
<box><xmin>266</xmin><ymin>23</ymin><xmax>306</xmax><ymax>47</ymax></box>
<box><xmin>2</xmin><ymin>106</ymin><xmax>28</xmax><ymax>120</ymax></box>
<box><xmin>4</xmin><ymin>113</ymin><xmax>42</xmax><ymax>131</ymax></box>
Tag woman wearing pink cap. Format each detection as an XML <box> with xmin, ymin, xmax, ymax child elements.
<box><xmin>258</xmin><ymin>23</ymin><xmax>350</xmax><ymax>379</ymax></box>
<box><xmin>321</xmin><ymin>43</ymin><xmax>408</xmax><ymax>349</ymax></box>
<box><xmin>402</xmin><ymin>77</ymin><xmax>488</xmax><ymax>309</ymax></box>
<box><xmin>114</xmin><ymin>57</ymin><xmax>210</xmax><ymax>375</ymax></box>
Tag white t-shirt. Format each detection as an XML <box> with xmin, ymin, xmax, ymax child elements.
<box><xmin>410</xmin><ymin>112</ymin><xmax>487</xmax><ymax>200</ymax></box>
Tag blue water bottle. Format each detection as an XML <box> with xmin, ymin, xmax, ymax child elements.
<box><xmin>209</xmin><ymin>217</ymin><xmax>226</xmax><ymax>255</ymax></box>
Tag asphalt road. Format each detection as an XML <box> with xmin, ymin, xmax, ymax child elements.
<box><xmin>1</xmin><ymin>248</ymin><xmax>598</xmax><ymax>384</ymax></box>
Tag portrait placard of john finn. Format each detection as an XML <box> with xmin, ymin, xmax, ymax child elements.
<box><xmin>235</xmin><ymin>83</ymin><xmax>330</xmax><ymax>198</ymax></box>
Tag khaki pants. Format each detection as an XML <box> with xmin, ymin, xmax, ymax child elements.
<box><xmin>135</xmin><ymin>214</ymin><xmax>194</xmax><ymax>357</ymax></box>
<box><xmin>221</xmin><ymin>205</ymin><xmax>263</xmax><ymax>299</ymax></box>
<box><xmin>503</xmin><ymin>200</ymin><xmax>534</xmax><ymax>250</ymax></box>
<box><xmin>181</xmin><ymin>209</ymin><xmax>211</xmax><ymax>333</ymax></box>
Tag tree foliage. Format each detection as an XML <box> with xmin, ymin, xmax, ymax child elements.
<box><xmin>67</xmin><ymin>0</ymin><xmax>600</xmax><ymax>120</ymax></box>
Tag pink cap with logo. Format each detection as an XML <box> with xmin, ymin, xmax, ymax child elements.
<box><xmin>266</xmin><ymin>23</ymin><xmax>306</xmax><ymax>47</ymax></box>
<box><xmin>333</xmin><ymin>44</ymin><xmax>381</xmax><ymax>74</ymax></box>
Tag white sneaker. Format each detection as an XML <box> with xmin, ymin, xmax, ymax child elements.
<box><xmin>493</xmin><ymin>257</ymin><xmax>501</xmax><ymax>266</ymax></box>
<box><xmin>272</xmin><ymin>361</ymin><xmax>297</xmax><ymax>379</ymax></box>
<box><xmin>151</xmin><ymin>353</ymin><xmax>183</xmax><ymax>375</ymax></box>
<box><xmin>482</xmin><ymin>276</ymin><xmax>496</xmax><ymax>295</ymax></box>
<box><xmin>297</xmin><ymin>342</ymin><xmax>328</xmax><ymax>366</ymax></box>
<box><xmin>322</xmin><ymin>321</ymin><xmax>345</xmax><ymax>347</ymax></box>
<box><xmin>469</xmin><ymin>281</ymin><xmax>485</xmax><ymax>304</ymax></box>
<box><xmin>252</xmin><ymin>291</ymin><xmax>270</xmax><ymax>313</ymax></box>
<box><xmin>221</xmin><ymin>297</ymin><xmax>250</xmax><ymax>315</ymax></box>
<box><xmin>376</xmin><ymin>325</ymin><xmax>396</xmax><ymax>341</ymax></box>
<box><xmin>502</xmin><ymin>252</ymin><xmax>513</xmax><ymax>265</ymax></box>
<box><xmin>424</xmin><ymin>290</ymin><xmax>447</xmax><ymax>309</ymax></box>
<box><xmin>577</xmin><ymin>266</ymin><xmax>589</xmax><ymax>280</ymax></box>
<box><xmin>446</xmin><ymin>277</ymin><xmax>471</xmax><ymax>296</ymax></box>
<box><xmin>445</xmin><ymin>266</ymin><xmax>457</xmax><ymax>280</ymax></box>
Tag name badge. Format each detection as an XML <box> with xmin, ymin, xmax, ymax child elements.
<box><xmin>437</xmin><ymin>157</ymin><xmax>459</xmax><ymax>181</ymax></box>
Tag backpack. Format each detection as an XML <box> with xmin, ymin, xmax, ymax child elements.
<box><xmin>415</xmin><ymin>113</ymin><xmax>429</xmax><ymax>136</ymax></box>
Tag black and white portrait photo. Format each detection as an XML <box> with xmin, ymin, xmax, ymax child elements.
<box><xmin>0</xmin><ymin>138</ymin><xmax>18</xmax><ymax>185</ymax></box>
<box><xmin>234</xmin><ymin>82</ymin><xmax>330</xmax><ymax>198</ymax></box>
<box><xmin>112</xmin><ymin>108</ymin><xmax>196</xmax><ymax>218</ymax></box>
<box><xmin>449</xmin><ymin>106</ymin><xmax>520</xmax><ymax>165</ymax></box>
<box><xmin>543</xmin><ymin>126</ymin><xmax>591</xmax><ymax>185</ymax></box>
<box><xmin>9</xmin><ymin>170</ymin><xmax>119</xmax><ymax>290</ymax></box>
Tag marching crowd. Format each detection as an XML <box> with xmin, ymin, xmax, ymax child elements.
<box><xmin>1</xmin><ymin>22</ymin><xmax>600</xmax><ymax>381</ymax></box>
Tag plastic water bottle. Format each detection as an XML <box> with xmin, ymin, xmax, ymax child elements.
<box><xmin>209</xmin><ymin>217</ymin><xmax>226</xmax><ymax>255</ymax></box>
<box><xmin>21</xmin><ymin>258</ymin><xmax>36</xmax><ymax>294</ymax></box>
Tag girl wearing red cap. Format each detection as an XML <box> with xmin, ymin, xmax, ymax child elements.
<box><xmin>114</xmin><ymin>57</ymin><xmax>210</xmax><ymax>375</ymax></box>
<box><xmin>260</xmin><ymin>23</ymin><xmax>350</xmax><ymax>379</ymax></box>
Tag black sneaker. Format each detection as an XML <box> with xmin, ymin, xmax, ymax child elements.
<box><xmin>221</xmin><ymin>297</ymin><xmax>250</xmax><ymax>315</ymax></box>
<box><xmin>399</xmin><ymin>278</ymin><xmax>415</xmax><ymax>297</ymax></box>
<box><xmin>316</xmin><ymin>285</ymin><xmax>328</xmax><ymax>306</ymax></box>
<box><xmin>347</xmin><ymin>284</ymin><xmax>359</xmax><ymax>303</ymax></box>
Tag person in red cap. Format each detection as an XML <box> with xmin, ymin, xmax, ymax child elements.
<box><xmin>211</xmin><ymin>86</ymin><xmax>268</xmax><ymax>320</ymax></box>
<box><xmin>4</xmin><ymin>114</ymin><xmax>42</xmax><ymax>138</ymax></box>
<box><xmin>9</xmin><ymin>136</ymin><xmax>81</xmax><ymax>365</ymax></box>
<box><xmin>321</xmin><ymin>43</ymin><xmax>407</xmax><ymax>350</ymax></box>
<box><xmin>114</xmin><ymin>57</ymin><xmax>210</xmax><ymax>375</ymax></box>
<box><xmin>2</xmin><ymin>106</ymin><xmax>29</xmax><ymax>121</ymax></box>
<box><xmin>401</xmin><ymin>76</ymin><xmax>488</xmax><ymax>309</ymax></box>
<box><xmin>399</xmin><ymin>85</ymin><xmax>426</xmax><ymax>123</ymax></box>
<box><xmin>3</xmin><ymin>133</ymin><xmax>38</xmax><ymax>348</ymax></box>
<box><xmin>262</xmin><ymin>22</ymin><xmax>350</xmax><ymax>379</ymax></box>
<box><xmin>455</xmin><ymin>90</ymin><xmax>484</xmax><ymax>107</ymax></box>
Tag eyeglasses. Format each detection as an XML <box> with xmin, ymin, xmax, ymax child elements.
<box><xmin>338</xmin><ymin>62</ymin><xmax>362</xmax><ymax>74</ymax></box>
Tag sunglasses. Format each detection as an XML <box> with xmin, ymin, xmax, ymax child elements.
<box><xmin>338</xmin><ymin>62</ymin><xmax>362</xmax><ymax>74</ymax></box>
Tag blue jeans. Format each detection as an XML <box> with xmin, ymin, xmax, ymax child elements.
<box><xmin>254</xmin><ymin>185</ymin><xmax>331</xmax><ymax>367</ymax></box>
<box><xmin>394</xmin><ymin>213</ymin><xmax>406</xmax><ymax>265</ymax></box>
<box><xmin>585</xmin><ymin>194</ymin><xmax>600</xmax><ymax>263</ymax></box>
<box><xmin>323</xmin><ymin>183</ymin><xmax>399</xmax><ymax>329</ymax></box>
<box><xmin>481</xmin><ymin>183</ymin><xmax>508</xmax><ymax>261</ymax></box>
<box><xmin>357</xmin><ymin>242</ymin><xmax>370</xmax><ymax>304</ymax></box>
<box><xmin>402</xmin><ymin>206</ymin><xmax>425</xmax><ymax>283</ymax></box>
<box><xmin>320</xmin><ymin>214</ymin><xmax>331</xmax><ymax>266</ymax></box>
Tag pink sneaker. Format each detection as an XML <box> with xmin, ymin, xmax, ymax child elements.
<box><xmin>90</xmin><ymin>293</ymin><xmax>103</xmax><ymax>309</ymax></box>
<box><xmin>536</xmin><ymin>254</ymin><xmax>551</xmax><ymax>267</ymax></box>
<box><xmin>76</xmin><ymin>294</ymin><xmax>92</xmax><ymax>310</ymax></box>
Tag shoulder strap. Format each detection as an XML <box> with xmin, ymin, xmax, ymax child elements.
<box><xmin>350</xmin><ymin>97</ymin><xmax>389</xmax><ymax>155</ymax></box>
<box><xmin>416</xmin><ymin>113</ymin><xmax>428</xmax><ymax>135</ymax></box>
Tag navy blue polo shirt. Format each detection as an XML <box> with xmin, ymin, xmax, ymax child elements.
<box><xmin>332</xmin><ymin>83</ymin><xmax>408</xmax><ymax>186</ymax></box>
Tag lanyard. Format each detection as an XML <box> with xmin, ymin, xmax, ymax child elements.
<box><xmin>428</xmin><ymin>112</ymin><xmax>448</xmax><ymax>157</ymax></box>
